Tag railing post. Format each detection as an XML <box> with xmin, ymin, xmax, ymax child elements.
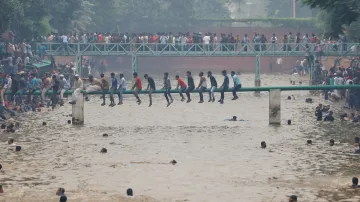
<box><xmin>255</xmin><ymin>55</ymin><xmax>261</xmax><ymax>88</ymax></box>
<box><xmin>132</xmin><ymin>54</ymin><xmax>138</xmax><ymax>74</ymax></box>
<box><xmin>72</xmin><ymin>93</ymin><xmax>84</xmax><ymax>125</ymax></box>
<box><xmin>75</xmin><ymin>54</ymin><xmax>82</xmax><ymax>76</ymax></box>
<box><xmin>269</xmin><ymin>89</ymin><xmax>281</xmax><ymax>125</ymax></box>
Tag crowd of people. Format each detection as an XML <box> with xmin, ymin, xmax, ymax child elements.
<box><xmin>71</xmin><ymin>70</ymin><xmax>242</xmax><ymax>107</ymax></box>
<box><xmin>31</xmin><ymin>31</ymin><xmax>359</xmax><ymax>53</ymax></box>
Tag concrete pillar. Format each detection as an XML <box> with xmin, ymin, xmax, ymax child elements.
<box><xmin>72</xmin><ymin>93</ymin><xmax>84</xmax><ymax>125</ymax></box>
<box><xmin>269</xmin><ymin>89</ymin><xmax>281</xmax><ymax>125</ymax></box>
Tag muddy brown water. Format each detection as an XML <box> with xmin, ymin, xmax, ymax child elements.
<box><xmin>0</xmin><ymin>74</ymin><xmax>360</xmax><ymax>202</ymax></box>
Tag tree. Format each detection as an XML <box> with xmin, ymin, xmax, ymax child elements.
<box><xmin>301</xmin><ymin>0</ymin><xmax>360</xmax><ymax>37</ymax></box>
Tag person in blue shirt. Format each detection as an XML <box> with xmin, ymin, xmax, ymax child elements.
<box><xmin>218</xmin><ymin>70</ymin><xmax>229</xmax><ymax>104</ymax></box>
<box><xmin>230</xmin><ymin>71</ymin><xmax>242</xmax><ymax>100</ymax></box>
<box><xmin>27</xmin><ymin>73</ymin><xmax>38</xmax><ymax>104</ymax></box>
<box><xmin>109</xmin><ymin>72</ymin><xmax>117</xmax><ymax>107</ymax></box>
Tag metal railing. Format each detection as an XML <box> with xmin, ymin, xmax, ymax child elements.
<box><xmin>37</xmin><ymin>43</ymin><xmax>360</xmax><ymax>57</ymax></box>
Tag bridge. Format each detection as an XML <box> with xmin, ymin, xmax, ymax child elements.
<box><xmin>37</xmin><ymin>42</ymin><xmax>360</xmax><ymax>86</ymax></box>
<box><xmin>15</xmin><ymin>84</ymin><xmax>360</xmax><ymax>125</ymax></box>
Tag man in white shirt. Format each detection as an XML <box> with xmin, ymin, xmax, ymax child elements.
<box><xmin>118</xmin><ymin>73</ymin><xmax>126</xmax><ymax>105</ymax></box>
<box><xmin>203</xmin><ymin>33</ymin><xmax>210</xmax><ymax>51</ymax></box>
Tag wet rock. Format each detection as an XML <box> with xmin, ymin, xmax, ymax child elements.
<box><xmin>8</xmin><ymin>138</ymin><xmax>14</xmax><ymax>144</ymax></box>
<box><xmin>15</xmin><ymin>146</ymin><xmax>21</xmax><ymax>151</ymax></box>
<box><xmin>261</xmin><ymin>141</ymin><xmax>266</xmax><ymax>149</ymax></box>
<box><xmin>42</xmin><ymin>122</ymin><xmax>47</xmax><ymax>126</ymax></box>
<box><xmin>287</xmin><ymin>120</ymin><xmax>292</xmax><ymax>125</ymax></box>
<box><xmin>355</xmin><ymin>137</ymin><xmax>360</xmax><ymax>144</ymax></box>
<box><xmin>305</xmin><ymin>98</ymin><xmax>313</xmax><ymax>103</ymax></box>
<box><xmin>126</xmin><ymin>188</ymin><xmax>133</xmax><ymax>196</ymax></box>
<box><xmin>67</xmin><ymin>120</ymin><xmax>71</xmax><ymax>124</ymax></box>
<box><xmin>170</xmin><ymin>160</ymin><xmax>177</xmax><ymax>165</ymax></box>
<box><xmin>103</xmin><ymin>133</ymin><xmax>108</xmax><ymax>137</ymax></box>
<box><xmin>307</xmin><ymin>140</ymin><xmax>312</xmax><ymax>145</ymax></box>
<box><xmin>330</xmin><ymin>139</ymin><xmax>335</xmax><ymax>146</ymax></box>
<box><xmin>100</xmin><ymin>148</ymin><xmax>107</xmax><ymax>153</ymax></box>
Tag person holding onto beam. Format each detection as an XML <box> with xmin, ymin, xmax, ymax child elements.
<box><xmin>196</xmin><ymin>71</ymin><xmax>207</xmax><ymax>103</ymax></box>
<box><xmin>162</xmin><ymin>72</ymin><xmax>173</xmax><ymax>107</ymax></box>
<box><xmin>185</xmin><ymin>71</ymin><xmax>195</xmax><ymax>103</ymax></box>
<box><xmin>175</xmin><ymin>75</ymin><xmax>187</xmax><ymax>102</ymax></box>
<box><xmin>131</xmin><ymin>72</ymin><xmax>142</xmax><ymax>105</ymax></box>
<box><xmin>144</xmin><ymin>74</ymin><xmax>156</xmax><ymax>107</ymax></box>
<box><xmin>207</xmin><ymin>71</ymin><xmax>217</xmax><ymax>102</ymax></box>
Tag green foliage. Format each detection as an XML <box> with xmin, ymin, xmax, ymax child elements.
<box><xmin>301</xmin><ymin>0</ymin><xmax>360</xmax><ymax>37</ymax></box>
<box><xmin>1</xmin><ymin>0</ymin><xmax>232</xmax><ymax>39</ymax></box>
<box><xmin>195</xmin><ymin>18</ymin><xmax>314</xmax><ymax>28</ymax></box>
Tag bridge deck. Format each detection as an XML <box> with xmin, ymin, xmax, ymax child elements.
<box><xmin>7</xmin><ymin>85</ymin><xmax>360</xmax><ymax>96</ymax></box>
<box><xmin>38</xmin><ymin>43</ymin><xmax>360</xmax><ymax>57</ymax></box>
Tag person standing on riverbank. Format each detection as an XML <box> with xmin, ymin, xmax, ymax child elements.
<box><xmin>144</xmin><ymin>74</ymin><xmax>155</xmax><ymax>107</ymax></box>
<box><xmin>0</xmin><ymin>74</ymin><xmax>9</xmax><ymax>106</ymax></box>
<box><xmin>219</xmin><ymin>70</ymin><xmax>229</xmax><ymax>104</ymax></box>
<box><xmin>69</xmin><ymin>74</ymin><xmax>83</xmax><ymax>105</ymax></box>
<box><xmin>207</xmin><ymin>71</ymin><xmax>217</xmax><ymax>102</ymax></box>
<box><xmin>59</xmin><ymin>74</ymin><xmax>70</xmax><ymax>105</ymax></box>
<box><xmin>185</xmin><ymin>71</ymin><xmax>195</xmax><ymax>103</ymax></box>
<box><xmin>51</xmin><ymin>75</ymin><xmax>60</xmax><ymax>107</ymax></box>
<box><xmin>231</xmin><ymin>71</ymin><xmax>241</xmax><ymax>100</ymax></box>
<box><xmin>196</xmin><ymin>72</ymin><xmax>207</xmax><ymax>103</ymax></box>
<box><xmin>100</xmin><ymin>73</ymin><xmax>109</xmax><ymax>106</ymax></box>
<box><xmin>41</xmin><ymin>73</ymin><xmax>51</xmax><ymax>106</ymax></box>
<box><xmin>118</xmin><ymin>74</ymin><xmax>126</xmax><ymax>105</ymax></box>
<box><xmin>175</xmin><ymin>75</ymin><xmax>187</xmax><ymax>102</ymax></box>
<box><xmin>162</xmin><ymin>72</ymin><xmax>173</xmax><ymax>107</ymax></box>
<box><xmin>131</xmin><ymin>72</ymin><xmax>142</xmax><ymax>105</ymax></box>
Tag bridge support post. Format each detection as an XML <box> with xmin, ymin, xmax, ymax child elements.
<box><xmin>75</xmin><ymin>54</ymin><xmax>82</xmax><ymax>76</ymax></box>
<box><xmin>269</xmin><ymin>89</ymin><xmax>281</xmax><ymax>125</ymax></box>
<box><xmin>72</xmin><ymin>93</ymin><xmax>84</xmax><ymax>125</ymax></box>
<box><xmin>132</xmin><ymin>54</ymin><xmax>138</xmax><ymax>73</ymax></box>
<box><xmin>255</xmin><ymin>55</ymin><xmax>261</xmax><ymax>94</ymax></box>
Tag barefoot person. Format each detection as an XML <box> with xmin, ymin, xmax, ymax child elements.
<box><xmin>185</xmin><ymin>71</ymin><xmax>195</xmax><ymax>103</ymax></box>
<box><xmin>118</xmin><ymin>74</ymin><xmax>126</xmax><ymax>105</ymax></box>
<box><xmin>207</xmin><ymin>71</ymin><xmax>217</xmax><ymax>102</ymax></box>
<box><xmin>100</xmin><ymin>73</ymin><xmax>109</xmax><ymax>106</ymax></box>
<box><xmin>59</xmin><ymin>74</ymin><xmax>70</xmax><ymax>105</ymax></box>
<box><xmin>144</xmin><ymin>74</ymin><xmax>156</xmax><ymax>107</ymax></box>
<box><xmin>196</xmin><ymin>72</ymin><xmax>207</xmax><ymax>103</ymax></box>
<box><xmin>230</xmin><ymin>71</ymin><xmax>241</xmax><ymax>100</ymax></box>
<box><xmin>175</xmin><ymin>75</ymin><xmax>187</xmax><ymax>102</ymax></box>
<box><xmin>162</xmin><ymin>72</ymin><xmax>173</xmax><ymax>107</ymax></box>
<box><xmin>109</xmin><ymin>73</ymin><xmax>117</xmax><ymax>107</ymax></box>
<box><xmin>218</xmin><ymin>70</ymin><xmax>229</xmax><ymax>104</ymax></box>
<box><xmin>69</xmin><ymin>74</ymin><xmax>83</xmax><ymax>105</ymax></box>
<box><xmin>131</xmin><ymin>72</ymin><xmax>142</xmax><ymax>105</ymax></box>
<box><xmin>41</xmin><ymin>73</ymin><xmax>51</xmax><ymax>106</ymax></box>
<box><xmin>84</xmin><ymin>75</ymin><xmax>101</xmax><ymax>101</ymax></box>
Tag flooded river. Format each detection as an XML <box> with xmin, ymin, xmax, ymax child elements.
<box><xmin>1</xmin><ymin>74</ymin><xmax>360</xmax><ymax>202</ymax></box>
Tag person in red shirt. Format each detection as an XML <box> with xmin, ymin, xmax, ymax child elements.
<box><xmin>175</xmin><ymin>75</ymin><xmax>187</xmax><ymax>102</ymax></box>
<box><xmin>131</xmin><ymin>72</ymin><xmax>142</xmax><ymax>105</ymax></box>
